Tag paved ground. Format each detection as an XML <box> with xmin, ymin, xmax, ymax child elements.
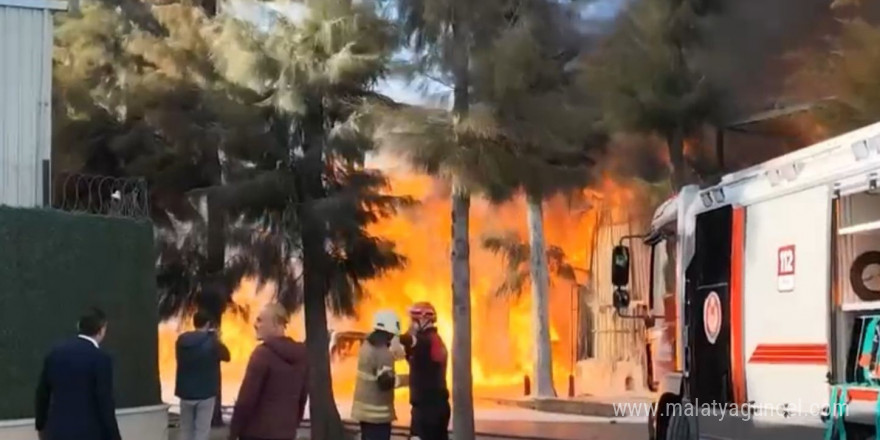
<box><xmin>170</xmin><ymin>423</ymin><xmax>645</xmax><ymax>440</ymax></box>
<box><xmin>168</xmin><ymin>404</ymin><xmax>648</xmax><ymax>440</ymax></box>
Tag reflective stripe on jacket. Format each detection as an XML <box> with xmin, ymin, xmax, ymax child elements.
<box><xmin>351</xmin><ymin>342</ymin><xmax>396</xmax><ymax>423</ymax></box>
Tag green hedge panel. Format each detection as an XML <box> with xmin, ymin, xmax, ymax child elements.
<box><xmin>0</xmin><ymin>207</ymin><xmax>161</xmax><ymax>420</ymax></box>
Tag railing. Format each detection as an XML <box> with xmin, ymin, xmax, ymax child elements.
<box><xmin>52</xmin><ymin>173</ymin><xmax>150</xmax><ymax>220</ymax></box>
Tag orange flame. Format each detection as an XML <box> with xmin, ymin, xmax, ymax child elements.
<box><xmin>158</xmin><ymin>168</ymin><xmax>640</xmax><ymax>403</ymax></box>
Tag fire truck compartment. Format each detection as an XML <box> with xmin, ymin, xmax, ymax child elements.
<box><xmin>826</xmin><ymin>313</ymin><xmax>880</xmax><ymax>428</ymax></box>
<box><xmin>836</xmin><ymin>190</ymin><xmax>880</xmax><ymax>311</ymax></box>
<box><xmin>828</xmin><ymin>190</ymin><xmax>880</xmax><ymax>428</ymax></box>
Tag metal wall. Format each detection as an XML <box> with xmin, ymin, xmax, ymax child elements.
<box><xmin>578</xmin><ymin>203</ymin><xmax>652</xmax><ymax>363</ymax></box>
<box><xmin>0</xmin><ymin>2</ymin><xmax>58</xmax><ymax>208</ymax></box>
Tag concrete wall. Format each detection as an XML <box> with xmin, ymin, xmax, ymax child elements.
<box><xmin>0</xmin><ymin>405</ymin><xmax>168</xmax><ymax>440</ymax></box>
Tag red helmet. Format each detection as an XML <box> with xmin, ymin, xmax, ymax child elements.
<box><xmin>408</xmin><ymin>302</ymin><xmax>437</xmax><ymax>323</ymax></box>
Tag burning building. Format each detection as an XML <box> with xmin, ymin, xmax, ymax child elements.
<box><xmin>155</xmin><ymin>0</ymin><xmax>880</xmax><ymax>409</ymax></box>
<box><xmin>158</xmin><ymin>161</ymin><xmax>658</xmax><ymax>403</ymax></box>
<box><xmin>574</xmin><ymin>177</ymin><xmax>664</xmax><ymax>397</ymax></box>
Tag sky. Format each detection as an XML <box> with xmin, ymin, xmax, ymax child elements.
<box><xmin>224</xmin><ymin>0</ymin><xmax>627</xmax><ymax>106</ymax></box>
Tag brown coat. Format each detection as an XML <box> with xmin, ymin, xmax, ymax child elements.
<box><xmin>350</xmin><ymin>341</ymin><xmax>397</xmax><ymax>424</ymax></box>
<box><xmin>229</xmin><ymin>336</ymin><xmax>309</xmax><ymax>440</ymax></box>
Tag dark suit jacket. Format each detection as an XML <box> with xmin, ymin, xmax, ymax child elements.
<box><xmin>35</xmin><ymin>336</ymin><xmax>122</xmax><ymax>440</ymax></box>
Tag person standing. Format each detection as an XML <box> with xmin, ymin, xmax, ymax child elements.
<box><xmin>175</xmin><ymin>310</ymin><xmax>231</xmax><ymax>440</ymax></box>
<box><xmin>351</xmin><ymin>310</ymin><xmax>408</xmax><ymax>440</ymax></box>
<box><xmin>401</xmin><ymin>302</ymin><xmax>450</xmax><ymax>440</ymax></box>
<box><xmin>35</xmin><ymin>307</ymin><xmax>122</xmax><ymax>440</ymax></box>
<box><xmin>228</xmin><ymin>304</ymin><xmax>308</xmax><ymax>440</ymax></box>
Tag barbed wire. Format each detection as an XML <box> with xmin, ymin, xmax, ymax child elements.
<box><xmin>52</xmin><ymin>173</ymin><xmax>150</xmax><ymax>220</ymax></box>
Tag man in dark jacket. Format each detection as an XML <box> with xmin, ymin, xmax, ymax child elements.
<box><xmin>402</xmin><ymin>302</ymin><xmax>450</xmax><ymax>440</ymax></box>
<box><xmin>176</xmin><ymin>310</ymin><xmax>231</xmax><ymax>440</ymax></box>
<box><xmin>229</xmin><ymin>304</ymin><xmax>309</xmax><ymax>440</ymax></box>
<box><xmin>35</xmin><ymin>307</ymin><xmax>121</xmax><ymax>440</ymax></box>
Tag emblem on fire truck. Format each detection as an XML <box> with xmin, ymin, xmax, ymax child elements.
<box><xmin>777</xmin><ymin>245</ymin><xmax>796</xmax><ymax>292</ymax></box>
<box><xmin>704</xmin><ymin>291</ymin><xmax>722</xmax><ymax>345</ymax></box>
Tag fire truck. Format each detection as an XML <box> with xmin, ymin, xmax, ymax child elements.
<box><xmin>612</xmin><ymin>120</ymin><xmax>880</xmax><ymax>440</ymax></box>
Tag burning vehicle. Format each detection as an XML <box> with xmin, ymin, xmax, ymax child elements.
<box><xmin>329</xmin><ymin>329</ymin><xmax>367</xmax><ymax>362</ymax></box>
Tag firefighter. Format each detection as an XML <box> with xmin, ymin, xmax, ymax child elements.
<box><xmin>401</xmin><ymin>302</ymin><xmax>450</xmax><ymax>440</ymax></box>
<box><xmin>351</xmin><ymin>310</ymin><xmax>407</xmax><ymax>440</ymax></box>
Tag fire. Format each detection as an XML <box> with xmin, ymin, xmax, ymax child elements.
<box><xmin>354</xmin><ymin>168</ymin><xmax>595</xmax><ymax>394</ymax></box>
<box><xmin>158</xmin><ymin>279</ymin><xmax>308</xmax><ymax>404</ymax></box>
<box><xmin>157</xmin><ymin>166</ymin><xmax>637</xmax><ymax>403</ymax></box>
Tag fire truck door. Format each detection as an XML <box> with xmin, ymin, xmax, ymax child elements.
<box><xmin>743</xmin><ymin>185</ymin><xmax>831</xmax><ymax>420</ymax></box>
<box><xmin>686</xmin><ymin>206</ymin><xmax>734</xmax><ymax>405</ymax></box>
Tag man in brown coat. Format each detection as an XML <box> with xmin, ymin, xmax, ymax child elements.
<box><xmin>229</xmin><ymin>304</ymin><xmax>309</xmax><ymax>440</ymax></box>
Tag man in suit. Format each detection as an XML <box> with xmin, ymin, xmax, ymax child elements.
<box><xmin>35</xmin><ymin>307</ymin><xmax>122</xmax><ymax>440</ymax></box>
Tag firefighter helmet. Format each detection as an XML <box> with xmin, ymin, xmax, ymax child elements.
<box><xmin>408</xmin><ymin>302</ymin><xmax>437</xmax><ymax>323</ymax></box>
<box><xmin>372</xmin><ymin>310</ymin><xmax>401</xmax><ymax>335</ymax></box>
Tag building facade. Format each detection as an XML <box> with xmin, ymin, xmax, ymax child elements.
<box><xmin>0</xmin><ymin>0</ymin><xmax>57</xmax><ymax>208</ymax></box>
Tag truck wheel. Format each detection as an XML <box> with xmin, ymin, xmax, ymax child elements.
<box><xmin>665</xmin><ymin>410</ymin><xmax>696</xmax><ymax>440</ymax></box>
<box><xmin>654</xmin><ymin>393</ymin><xmax>680</xmax><ymax>440</ymax></box>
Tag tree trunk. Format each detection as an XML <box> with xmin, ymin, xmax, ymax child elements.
<box><xmin>526</xmin><ymin>193</ymin><xmax>556</xmax><ymax>398</ymax></box>
<box><xmin>302</xmin><ymin>239</ymin><xmax>351</xmax><ymax>440</ymax></box>
<box><xmin>295</xmin><ymin>102</ymin><xmax>352</xmax><ymax>440</ymax></box>
<box><xmin>451</xmin><ymin>186</ymin><xmax>475</xmax><ymax>439</ymax></box>
<box><xmin>667</xmin><ymin>126</ymin><xmax>686</xmax><ymax>189</ymax></box>
<box><xmin>205</xmin><ymin>143</ymin><xmax>227</xmax><ymax>426</ymax></box>
<box><xmin>450</xmin><ymin>12</ymin><xmax>476</xmax><ymax>440</ymax></box>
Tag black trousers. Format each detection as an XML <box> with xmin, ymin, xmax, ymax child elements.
<box><xmin>360</xmin><ymin>422</ymin><xmax>392</xmax><ymax>440</ymax></box>
<box><xmin>411</xmin><ymin>402</ymin><xmax>450</xmax><ymax>440</ymax></box>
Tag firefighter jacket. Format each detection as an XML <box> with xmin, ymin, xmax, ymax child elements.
<box><xmin>351</xmin><ymin>338</ymin><xmax>398</xmax><ymax>423</ymax></box>
<box><xmin>404</xmin><ymin>327</ymin><xmax>450</xmax><ymax>406</ymax></box>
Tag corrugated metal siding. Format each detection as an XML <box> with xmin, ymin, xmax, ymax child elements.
<box><xmin>578</xmin><ymin>203</ymin><xmax>652</xmax><ymax>362</ymax></box>
<box><xmin>0</xmin><ymin>5</ymin><xmax>52</xmax><ymax>208</ymax></box>
<box><xmin>0</xmin><ymin>1</ymin><xmax>67</xmax><ymax>10</ymax></box>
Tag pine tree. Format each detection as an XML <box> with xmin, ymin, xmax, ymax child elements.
<box><xmin>586</xmin><ymin>0</ymin><xmax>722</xmax><ymax>188</ymax></box>
<box><xmin>209</xmin><ymin>1</ymin><xmax>406</xmax><ymax>437</ymax></box>
<box><xmin>468</xmin><ymin>0</ymin><xmax>605</xmax><ymax>398</ymax></box>
<box><xmin>790</xmin><ymin>7</ymin><xmax>880</xmax><ymax>133</ymax></box>
<box><xmin>374</xmin><ymin>0</ymin><xmax>526</xmax><ymax>435</ymax></box>
<box><xmin>55</xmin><ymin>4</ymin><xmax>409</xmax><ymax>438</ymax></box>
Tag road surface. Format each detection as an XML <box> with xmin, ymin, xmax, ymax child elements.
<box><xmin>168</xmin><ymin>402</ymin><xmax>648</xmax><ymax>440</ymax></box>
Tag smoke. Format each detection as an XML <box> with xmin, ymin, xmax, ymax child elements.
<box><xmin>699</xmin><ymin>0</ymin><xmax>880</xmax><ymax>118</ymax></box>
<box><xmin>697</xmin><ymin>0</ymin><xmax>836</xmax><ymax>118</ymax></box>
<box><xmin>694</xmin><ymin>1</ymin><xmax>880</xmax><ymax>172</ymax></box>
<box><xmin>599</xmin><ymin>133</ymin><xmax>670</xmax><ymax>184</ymax></box>
<box><xmin>592</xmin><ymin>1</ymin><xmax>880</xmax><ymax>178</ymax></box>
